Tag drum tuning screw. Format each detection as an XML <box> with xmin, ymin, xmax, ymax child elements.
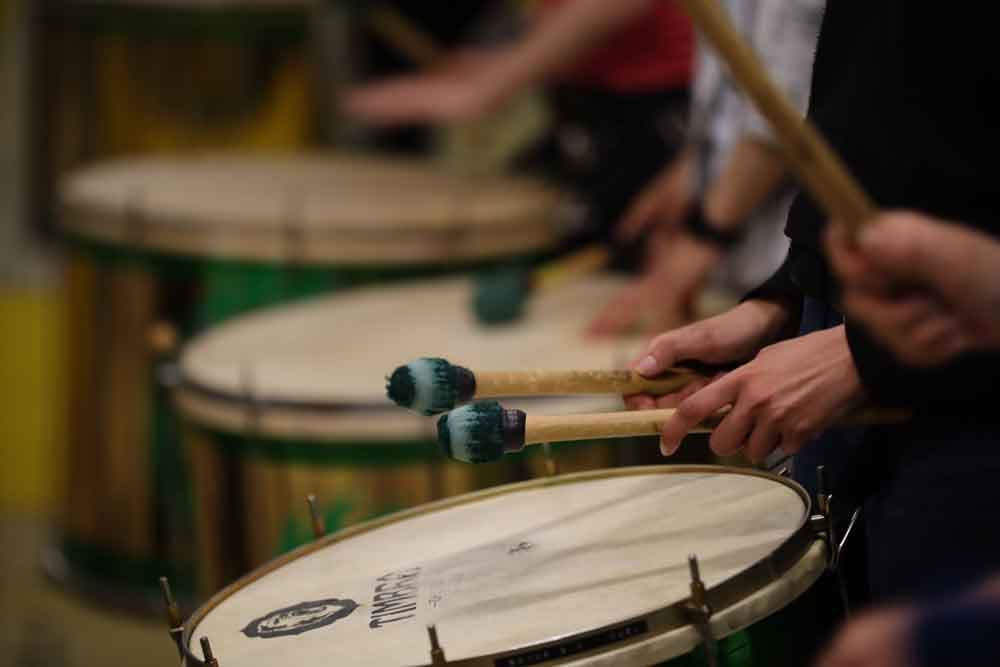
<box><xmin>306</xmin><ymin>493</ymin><xmax>326</xmax><ymax>539</ymax></box>
<box><xmin>684</xmin><ymin>555</ymin><xmax>718</xmax><ymax>667</ymax></box>
<box><xmin>201</xmin><ymin>636</ymin><xmax>220</xmax><ymax>667</ymax></box>
<box><xmin>159</xmin><ymin>576</ymin><xmax>184</xmax><ymax>659</ymax></box>
<box><xmin>542</xmin><ymin>443</ymin><xmax>559</xmax><ymax>477</ymax></box>
<box><xmin>427</xmin><ymin>625</ymin><xmax>447</xmax><ymax>665</ymax></box>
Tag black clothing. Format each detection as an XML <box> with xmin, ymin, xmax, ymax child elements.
<box><xmin>751</xmin><ymin>2</ymin><xmax>1000</xmax><ymax>602</ymax></box>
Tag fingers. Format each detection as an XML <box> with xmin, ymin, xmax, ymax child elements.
<box><xmin>708</xmin><ymin>401</ymin><xmax>755</xmax><ymax>457</ymax></box>
<box><xmin>825</xmin><ymin>223</ymin><xmax>885</xmax><ymax>293</ymax></box>
<box><xmin>654</xmin><ymin>375</ymin><xmax>713</xmax><ymax>409</ymax></box>
<box><xmin>895</xmin><ymin>315</ymin><xmax>970</xmax><ymax>367</ymax></box>
<box><xmin>633</xmin><ymin>321</ymin><xmax>715</xmax><ymax>377</ymax></box>
<box><xmin>615</xmin><ymin>188</ymin><xmax>663</xmax><ymax>242</ymax></box>
<box><xmin>744</xmin><ymin>422</ymin><xmax>782</xmax><ymax>464</ymax></box>
<box><xmin>586</xmin><ymin>287</ymin><xmax>643</xmax><ymax>337</ymax></box>
<box><xmin>660</xmin><ymin>374</ymin><xmax>740</xmax><ymax>455</ymax></box>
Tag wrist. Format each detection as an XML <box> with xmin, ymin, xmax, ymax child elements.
<box><xmin>741</xmin><ymin>298</ymin><xmax>793</xmax><ymax>345</ymax></box>
<box><xmin>682</xmin><ymin>200</ymin><xmax>746</xmax><ymax>250</ymax></box>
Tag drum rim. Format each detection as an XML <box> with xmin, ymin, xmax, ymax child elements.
<box><xmin>180</xmin><ymin>465</ymin><xmax>820</xmax><ymax>666</ymax></box>
<box><xmin>57</xmin><ymin>154</ymin><xmax>564</xmax><ymax>265</ymax></box>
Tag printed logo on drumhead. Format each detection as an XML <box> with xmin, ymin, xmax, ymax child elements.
<box><xmin>242</xmin><ymin>598</ymin><xmax>359</xmax><ymax>639</ymax></box>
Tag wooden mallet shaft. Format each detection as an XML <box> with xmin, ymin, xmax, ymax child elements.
<box><xmin>677</xmin><ymin>0</ymin><xmax>876</xmax><ymax>236</ymax></box>
<box><xmin>519</xmin><ymin>405</ymin><xmax>909</xmax><ymax>447</ymax></box>
<box><xmin>471</xmin><ymin>367</ymin><xmax>709</xmax><ymax>400</ymax></box>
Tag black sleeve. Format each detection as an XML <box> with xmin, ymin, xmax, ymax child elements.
<box><xmin>846</xmin><ymin>321</ymin><xmax>1000</xmax><ymax>410</ymax></box>
<box><xmin>741</xmin><ymin>249</ymin><xmax>804</xmax><ymax>327</ymax></box>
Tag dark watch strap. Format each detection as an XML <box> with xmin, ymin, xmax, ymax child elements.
<box><xmin>683</xmin><ymin>201</ymin><xmax>745</xmax><ymax>249</ymax></box>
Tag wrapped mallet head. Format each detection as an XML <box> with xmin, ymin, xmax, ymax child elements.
<box><xmin>386</xmin><ymin>357</ymin><xmax>475</xmax><ymax>416</ymax></box>
<box><xmin>437</xmin><ymin>401</ymin><xmax>526</xmax><ymax>464</ymax></box>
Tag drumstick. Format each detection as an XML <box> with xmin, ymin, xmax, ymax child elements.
<box><xmin>474</xmin><ymin>244</ymin><xmax>611</xmax><ymax>324</ymax></box>
<box><xmin>437</xmin><ymin>401</ymin><xmax>910</xmax><ymax>463</ymax></box>
<box><xmin>677</xmin><ymin>0</ymin><xmax>876</xmax><ymax>236</ymax></box>
<box><xmin>367</xmin><ymin>3</ymin><xmax>444</xmax><ymax>68</ymax></box>
<box><xmin>386</xmin><ymin>357</ymin><xmax>720</xmax><ymax>415</ymax></box>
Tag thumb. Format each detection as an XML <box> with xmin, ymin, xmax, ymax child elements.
<box><xmin>632</xmin><ymin>323</ymin><xmax>712</xmax><ymax>377</ymax></box>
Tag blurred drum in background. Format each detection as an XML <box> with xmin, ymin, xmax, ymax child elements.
<box><xmin>173</xmin><ymin>276</ymin><xmax>648</xmax><ymax>595</ymax></box>
<box><xmin>179</xmin><ymin>467</ymin><xmax>838</xmax><ymax>666</ymax></box>
<box><xmin>42</xmin><ymin>0</ymin><xmax>315</xmax><ymax>164</ymax></box>
<box><xmin>51</xmin><ymin>153</ymin><xmax>563</xmax><ymax>609</ymax></box>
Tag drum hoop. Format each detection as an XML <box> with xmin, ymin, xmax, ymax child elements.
<box><xmin>180</xmin><ymin>466</ymin><xmax>820</xmax><ymax>666</ymax></box>
<box><xmin>59</xmin><ymin>202</ymin><xmax>561</xmax><ymax>265</ymax></box>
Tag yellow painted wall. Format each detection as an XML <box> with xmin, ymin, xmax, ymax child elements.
<box><xmin>0</xmin><ymin>285</ymin><xmax>66</xmax><ymax>513</ymax></box>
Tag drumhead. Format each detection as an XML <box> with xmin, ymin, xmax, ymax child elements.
<box><xmin>59</xmin><ymin>154</ymin><xmax>562</xmax><ymax>264</ymax></box>
<box><xmin>175</xmin><ymin>276</ymin><xmax>642</xmax><ymax>440</ymax></box>
<box><xmin>184</xmin><ymin>467</ymin><xmax>822</xmax><ymax>666</ymax></box>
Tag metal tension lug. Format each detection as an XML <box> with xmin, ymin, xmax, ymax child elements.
<box><xmin>683</xmin><ymin>555</ymin><xmax>719</xmax><ymax>667</ymax></box>
<box><xmin>159</xmin><ymin>576</ymin><xmax>185</xmax><ymax>660</ymax></box>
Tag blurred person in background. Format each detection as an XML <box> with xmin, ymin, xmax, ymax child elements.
<box><xmin>345</xmin><ymin>0</ymin><xmax>694</xmax><ymax>266</ymax></box>
<box><xmin>588</xmin><ymin>0</ymin><xmax>825</xmax><ymax>335</ymax></box>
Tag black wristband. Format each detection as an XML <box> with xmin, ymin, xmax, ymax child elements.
<box><xmin>683</xmin><ymin>201</ymin><xmax>745</xmax><ymax>249</ymax></box>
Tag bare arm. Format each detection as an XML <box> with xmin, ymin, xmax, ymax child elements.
<box><xmin>488</xmin><ymin>0</ymin><xmax>653</xmax><ymax>93</ymax></box>
<box><xmin>702</xmin><ymin>137</ymin><xmax>788</xmax><ymax>229</ymax></box>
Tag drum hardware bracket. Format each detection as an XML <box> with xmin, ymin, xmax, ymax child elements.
<box><xmin>201</xmin><ymin>636</ymin><xmax>220</xmax><ymax>667</ymax></box>
<box><xmin>159</xmin><ymin>576</ymin><xmax>185</xmax><ymax>660</ymax></box>
<box><xmin>542</xmin><ymin>442</ymin><xmax>559</xmax><ymax>477</ymax></box>
<box><xmin>307</xmin><ymin>493</ymin><xmax>326</xmax><ymax>539</ymax></box>
<box><xmin>282</xmin><ymin>192</ymin><xmax>307</xmax><ymax>265</ymax></box>
<box><xmin>427</xmin><ymin>624</ymin><xmax>447</xmax><ymax>665</ymax></box>
<box><xmin>124</xmin><ymin>188</ymin><xmax>148</xmax><ymax>246</ymax></box>
<box><xmin>809</xmin><ymin>465</ymin><xmax>857</xmax><ymax>616</ymax></box>
<box><xmin>682</xmin><ymin>554</ymin><xmax>719</xmax><ymax>667</ymax></box>
<box><xmin>240</xmin><ymin>364</ymin><xmax>262</xmax><ymax>436</ymax></box>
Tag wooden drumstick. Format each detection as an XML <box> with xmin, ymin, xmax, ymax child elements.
<box><xmin>386</xmin><ymin>357</ymin><xmax>721</xmax><ymax>415</ymax></box>
<box><xmin>437</xmin><ymin>401</ymin><xmax>910</xmax><ymax>463</ymax></box>
<box><xmin>677</xmin><ymin>0</ymin><xmax>876</xmax><ymax>236</ymax></box>
<box><xmin>367</xmin><ymin>3</ymin><xmax>444</xmax><ymax>68</ymax></box>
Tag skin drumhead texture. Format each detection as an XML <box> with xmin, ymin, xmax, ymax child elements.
<box><xmin>189</xmin><ymin>470</ymin><xmax>812</xmax><ymax>665</ymax></box>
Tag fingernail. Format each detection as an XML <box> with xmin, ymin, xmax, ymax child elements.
<box><xmin>635</xmin><ymin>355</ymin><xmax>659</xmax><ymax>377</ymax></box>
<box><xmin>660</xmin><ymin>438</ymin><xmax>677</xmax><ymax>456</ymax></box>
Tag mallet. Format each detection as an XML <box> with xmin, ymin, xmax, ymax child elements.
<box><xmin>386</xmin><ymin>357</ymin><xmax>720</xmax><ymax>416</ymax></box>
<box><xmin>437</xmin><ymin>400</ymin><xmax>910</xmax><ymax>464</ymax></box>
<box><xmin>473</xmin><ymin>244</ymin><xmax>610</xmax><ymax>324</ymax></box>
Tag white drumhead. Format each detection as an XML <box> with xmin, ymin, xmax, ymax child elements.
<box><xmin>188</xmin><ymin>468</ymin><xmax>820</xmax><ymax>666</ymax></box>
<box><xmin>59</xmin><ymin>153</ymin><xmax>562</xmax><ymax>263</ymax></box>
<box><xmin>177</xmin><ymin>276</ymin><xmax>643</xmax><ymax>439</ymax></box>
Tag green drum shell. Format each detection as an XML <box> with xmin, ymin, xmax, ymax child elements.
<box><xmin>55</xmin><ymin>238</ymin><xmax>552</xmax><ymax>608</ymax></box>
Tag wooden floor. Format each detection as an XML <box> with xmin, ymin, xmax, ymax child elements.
<box><xmin>0</xmin><ymin>515</ymin><xmax>176</xmax><ymax>667</ymax></box>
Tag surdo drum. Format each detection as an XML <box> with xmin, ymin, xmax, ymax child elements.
<box><xmin>54</xmin><ymin>153</ymin><xmax>562</xmax><ymax>606</ymax></box>
<box><xmin>180</xmin><ymin>467</ymin><xmax>837</xmax><ymax>666</ymax></box>
<box><xmin>174</xmin><ymin>276</ymin><xmax>649</xmax><ymax>595</ymax></box>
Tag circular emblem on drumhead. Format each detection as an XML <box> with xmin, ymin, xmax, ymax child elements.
<box><xmin>242</xmin><ymin>598</ymin><xmax>359</xmax><ymax>639</ymax></box>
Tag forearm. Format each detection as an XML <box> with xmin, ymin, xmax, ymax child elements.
<box><xmin>490</xmin><ymin>0</ymin><xmax>651</xmax><ymax>92</ymax></box>
<box><xmin>702</xmin><ymin>138</ymin><xmax>789</xmax><ymax>229</ymax></box>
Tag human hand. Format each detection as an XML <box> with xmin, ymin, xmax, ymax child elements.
<box><xmin>588</xmin><ymin>231</ymin><xmax>722</xmax><ymax>336</ymax></box>
<box><xmin>343</xmin><ymin>49</ymin><xmax>511</xmax><ymax>126</ymax></box>
<box><xmin>826</xmin><ymin>212</ymin><xmax>1000</xmax><ymax>367</ymax></box>
<box><xmin>657</xmin><ymin>324</ymin><xmax>864</xmax><ymax>460</ymax></box>
<box><xmin>625</xmin><ymin>298</ymin><xmax>793</xmax><ymax>412</ymax></box>
<box><xmin>816</xmin><ymin>607</ymin><xmax>915</xmax><ymax>667</ymax></box>
<box><xmin>615</xmin><ymin>151</ymin><xmax>695</xmax><ymax>242</ymax></box>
